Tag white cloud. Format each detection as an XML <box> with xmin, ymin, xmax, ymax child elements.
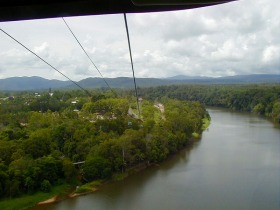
<box><xmin>211</xmin><ymin>40</ymin><xmax>244</xmax><ymax>61</ymax></box>
<box><xmin>0</xmin><ymin>0</ymin><xmax>279</xmax><ymax>80</ymax></box>
<box><xmin>262</xmin><ymin>46</ymin><xmax>280</xmax><ymax>64</ymax></box>
<box><xmin>33</xmin><ymin>42</ymin><xmax>49</xmax><ymax>54</ymax></box>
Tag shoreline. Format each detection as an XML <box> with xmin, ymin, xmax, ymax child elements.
<box><xmin>35</xmin><ymin>145</ymin><xmax>199</xmax><ymax>206</ymax></box>
<box><xmin>37</xmin><ymin>196</ymin><xmax>59</xmax><ymax>205</ymax></box>
<box><xmin>33</xmin><ymin>162</ymin><xmax>161</xmax><ymax>206</ymax></box>
<box><xmin>34</xmin><ymin>191</ymin><xmax>90</xmax><ymax>206</ymax></box>
<box><xmin>35</xmin><ymin>120</ymin><xmax>211</xmax><ymax>207</ymax></box>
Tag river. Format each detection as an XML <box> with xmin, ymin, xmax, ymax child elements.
<box><xmin>35</xmin><ymin>108</ymin><xmax>280</xmax><ymax>210</ymax></box>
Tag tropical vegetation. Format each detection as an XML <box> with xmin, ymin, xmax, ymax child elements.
<box><xmin>0</xmin><ymin>89</ymin><xmax>207</xmax><ymax>204</ymax></box>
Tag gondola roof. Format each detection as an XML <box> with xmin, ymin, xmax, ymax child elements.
<box><xmin>0</xmin><ymin>0</ymin><xmax>236</xmax><ymax>22</ymax></box>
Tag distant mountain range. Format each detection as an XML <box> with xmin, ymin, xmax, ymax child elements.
<box><xmin>0</xmin><ymin>77</ymin><xmax>72</xmax><ymax>91</ymax></box>
<box><xmin>0</xmin><ymin>74</ymin><xmax>279</xmax><ymax>91</ymax></box>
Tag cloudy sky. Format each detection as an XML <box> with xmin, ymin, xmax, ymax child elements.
<box><xmin>0</xmin><ymin>0</ymin><xmax>279</xmax><ymax>81</ymax></box>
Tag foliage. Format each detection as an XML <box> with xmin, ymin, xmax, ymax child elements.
<box><xmin>140</xmin><ymin>84</ymin><xmax>280</xmax><ymax>123</ymax></box>
<box><xmin>40</xmin><ymin>180</ymin><xmax>51</xmax><ymax>192</ymax></box>
<box><xmin>2</xmin><ymin>84</ymin><xmax>275</xmax><ymax>206</ymax></box>
<box><xmin>0</xmin><ymin>89</ymin><xmax>207</xmax><ymax>201</ymax></box>
<box><xmin>75</xmin><ymin>180</ymin><xmax>102</xmax><ymax>194</ymax></box>
<box><xmin>1</xmin><ymin>84</ymin><xmax>276</xmax><ymax>204</ymax></box>
<box><xmin>0</xmin><ymin>183</ymin><xmax>70</xmax><ymax>210</ymax></box>
<box><xmin>82</xmin><ymin>156</ymin><xmax>112</xmax><ymax>181</ymax></box>
<box><xmin>202</xmin><ymin>117</ymin><xmax>211</xmax><ymax>130</ymax></box>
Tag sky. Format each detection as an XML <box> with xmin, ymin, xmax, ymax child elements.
<box><xmin>0</xmin><ymin>0</ymin><xmax>279</xmax><ymax>81</ymax></box>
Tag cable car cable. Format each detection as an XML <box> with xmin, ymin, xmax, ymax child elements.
<box><xmin>123</xmin><ymin>13</ymin><xmax>141</xmax><ymax>119</ymax></box>
<box><xmin>62</xmin><ymin>17</ymin><xmax>116</xmax><ymax>95</ymax></box>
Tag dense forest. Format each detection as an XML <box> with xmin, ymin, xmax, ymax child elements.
<box><xmin>140</xmin><ymin>84</ymin><xmax>280</xmax><ymax>123</ymax></box>
<box><xmin>0</xmin><ymin>90</ymin><xmax>207</xmax><ymax>199</ymax></box>
<box><xmin>1</xmin><ymin>83</ymin><xmax>279</xmax><ymax>202</ymax></box>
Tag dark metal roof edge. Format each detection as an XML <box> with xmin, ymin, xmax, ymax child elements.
<box><xmin>0</xmin><ymin>0</ymin><xmax>236</xmax><ymax>22</ymax></box>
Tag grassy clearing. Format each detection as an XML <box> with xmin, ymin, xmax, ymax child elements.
<box><xmin>0</xmin><ymin>183</ymin><xmax>71</xmax><ymax>210</ymax></box>
<box><xmin>75</xmin><ymin>180</ymin><xmax>102</xmax><ymax>194</ymax></box>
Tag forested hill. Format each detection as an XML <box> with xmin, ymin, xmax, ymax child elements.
<box><xmin>140</xmin><ymin>84</ymin><xmax>280</xmax><ymax>123</ymax></box>
<box><xmin>0</xmin><ymin>74</ymin><xmax>279</xmax><ymax>90</ymax></box>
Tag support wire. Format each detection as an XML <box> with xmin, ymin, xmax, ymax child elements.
<box><xmin>123</xmin><ymin>13</ymin><xmax>141</xmax><ymax>119</ymax></box>
<box><xmin>62</xmin><ymin>17</ymin><xmax>115</xmax><ymax>95</ymax></box>
<box><xmin>0</xmin><ymin>28</ymin><xmax>92</xmax><ymax>97</ymax></box>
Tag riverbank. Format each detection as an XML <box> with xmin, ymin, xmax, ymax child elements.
<box><xmin>37</xmin><ymin>108</ymin><xmax>280</xmax><ymax>210</ymax></box>
<box><xmin>64</xmin><ymin>163</ymin><xmax>150</xmax><ymax>197</ymax></box>
<box><xmin>35</xmin><ymin>117</ymin><xmax>212</xmax><ymax>207</ymax></box>
<box><xmin>0</xmin><ymin>183</ymin><xmax>71</xmax><ymax>210</ymax></box>
<box><xmin>192</xmin><ymin>116</ymin><xmax>211</xmax><ymax>138</ymax></box>
<box><xmin>0</xmin><ymin>112</ymin><xmax>211</xmax><ymax>210</ymax></box>
<box><xmin>30</xmin><ymin>164</ymin><xmax>151</xmax><ymax>208</ymax></box>
<box><xmin>37</xmin><ymin>196</ymin><xmax>59</xmax><ymax>205</ymax></box>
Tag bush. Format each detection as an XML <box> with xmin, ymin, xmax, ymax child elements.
<box><xmin>40</xmin><ymin>180</ymin><xmax>51</xmax><ymax>192</ymax></box>
<box><xmin>82</xmin><ymin>156</ymin><xmax>112</xmax><ymax>181</ymax></box>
